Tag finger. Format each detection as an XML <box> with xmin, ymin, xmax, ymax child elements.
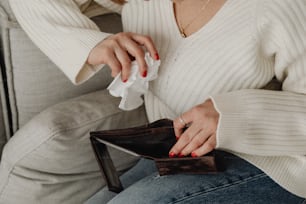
<box><xmin>132</xmin><ymin>34</ymin><xmax>159</xmax><ymax>60</ymax></box>
<box><xmin>114</xmin><ymin>46</ymin><xmax>132</xmax><ymax>82</ymax></box>
<box><xmin>119</xmin><ymin>37</ymin><xmax>147</xmax><ymax>77</ymax></box>
<box><xmin>180</xmin><ymin>131</ymin><xmax>209</xmax><ymax>156</ymax></box>
<box><xmin>191</xmin><ymin>134</ymin><xmax>216</xmax><ymax>157</ymax></box>
<box><xmin>173</xmin><ymin>112</ymin><xmax>193</xmax><ymax>139</ymax></box>
<box><xmin>104</xmin><ymin>52</ymin><xmax>122</xmax><ymax>77</ymax></box>
<box><xmin>173</xmin><ymin>117</ymin><xmax>186</xmax><ymax>139</ymax></box>
<box><xmin>169</xmin><ymin>124</ymin><xmax>201</xmax><ymax>156</ymax></box>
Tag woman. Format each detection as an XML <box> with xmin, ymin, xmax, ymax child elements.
<box><xmin>8</xmin><ymin>0</ymin><xmax>306</xmax><ymax>203</ymax></box>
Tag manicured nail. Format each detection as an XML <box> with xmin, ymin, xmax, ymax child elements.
<box><xmin>178</xmin><ymin>153</ymin><xmax>184</xmax><ymax>158</ymax></box>
<box><xmin>176</xmin><ymin>136</ymin><xmax>179</xmax><ymax>140</ymax></box>
<box><xmin>142</xmin><ymin>70</ymin><xmax>147</xmax><ymax>78</ymax></box>
<box><xmin>191</xmin><ymin>152</ymin><xmax>198</xmax><ymax>158</ymax></box>
<box><xmin>122</xmin><ymin>79</ymin><xmax>128</xmax><ymax>83</ymax></box>
<box><xmin>169</xmin><ymin>152</ymin><xmax>176</xmax><ymax>158</ymax></box>
<box><xmin>155</xmin><ymin>53</ymin><xmax>160</xmax><ymax>60</ymax></box>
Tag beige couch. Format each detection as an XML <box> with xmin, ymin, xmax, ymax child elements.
<box><xmin>0</xmin><ymin>89</ymin><xmax>6</xmax><ymax>155</ymax></box>
<box><xmin>0</xmin><ymin>1</ymin><xmax>147</xmax><ymax>203</ymax></box>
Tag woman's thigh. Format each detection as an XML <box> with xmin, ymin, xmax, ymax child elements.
<box><xmin>86</xmin><ymin>158</ymin><xmax>158</xmax><ymax>204</ymax></box>
<box><xmin>108</xmin><ymin>152</ymin><xmax>305</xmax><ymax>204</ymax></box>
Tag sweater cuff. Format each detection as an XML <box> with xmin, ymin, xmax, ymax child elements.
<box><xmin>64</xmin><ymin>32</ymin><xmax>111</xmax><ymax>85</ymax></box>
<box><xmin>209</xmin><ymin>92</ymin><xmax>249</xmax><ymax>152</ymax></box>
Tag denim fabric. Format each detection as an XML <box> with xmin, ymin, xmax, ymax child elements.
<box><xmin>85</xmin><ymin>158</ymin><xmax>157</xmax><ymax>204</ymax></box>
<box><xmin>86</xmin><ymin>152</ymin><xmax>305</xmax><ymax>204</ymax></box>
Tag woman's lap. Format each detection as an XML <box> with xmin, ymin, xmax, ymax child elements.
<box><xmin>85</xmin><ymin>158</ymin><xmax>158</xmax><ymax>204</ymax></box>
<box><xmin>87</xmin><ymin>151</ymin><xmax>305</xmax><ymax>204</ymax></box>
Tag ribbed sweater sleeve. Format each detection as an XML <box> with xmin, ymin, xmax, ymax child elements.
<box><xmin>95</xmin><ymin>0</ymin><xmax>122</xmax><ymax>13</ymax></box>
<box><xmin>211</xmin><ymin>0</ymin><xmax>306</xmax><ymax>156</ymax></box>
<box><xmin>9</xmin><ymin>0</ymin><xmax>121</xmax><ymax>84</ymax></box>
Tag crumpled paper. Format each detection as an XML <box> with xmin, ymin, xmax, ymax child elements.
<box><xmin>107</xmin><ymin>53</ymin><xmax>161</xmax><ymax>111</ymax></box>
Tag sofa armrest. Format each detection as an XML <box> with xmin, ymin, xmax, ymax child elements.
<box><xmin>0</xmin><ymin>89</ymin><xmax>148</xmax><ymax>203</ymax></box>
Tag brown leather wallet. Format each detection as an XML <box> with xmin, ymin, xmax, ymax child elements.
<box><xmin>90</xmin><ymin>119</ymin><xmax>224</xmax><ymax>193</ymax></box>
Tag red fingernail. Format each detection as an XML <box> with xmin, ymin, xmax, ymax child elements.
<box><xmin>178</xmin><ymin>153</ymin><xmax>184</xmax><ymax>158</ymax></box>
<box><xmin>122</xmin><ymin>79</ymin><xmax>128</xmax><ymax>83</ymax></box>
<box><xmin>191</xmin><ymin>152</ymin><xmax>198</xmax><ymax>158</ymax></box>
<box><xmin>142</xmin><ymin>70</ymin><xmax>147</xmax><ymax>78</ymax></box>
<box><xmin>155</xmin><ymin>53</ymin><xmax>160</xmax><ymax>60</ymax></box>
<box><xmin>176</xmin><ymin>136</ymin><xmax>179</xmax><ymax>140</ymax></box>
<box><xmin>169</xmin><ymin>152</ymin><xmax>176</xmax><ymax>158</ymax></box>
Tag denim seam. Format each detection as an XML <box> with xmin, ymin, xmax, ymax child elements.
<box><xmin>171</xmin><ymin>173</ymin><xmax>267</xmax><ymax>204</ymax></box>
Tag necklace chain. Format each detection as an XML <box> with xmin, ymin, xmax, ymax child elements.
<box><xmin>175</xmin><ymin>0</ymin><xmax>211</xmax><ymax>38</ymax></box>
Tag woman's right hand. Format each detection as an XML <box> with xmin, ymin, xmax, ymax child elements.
<box><xmin>87</xmin><ymin>32</ymin><xmax>159</xmax><ymax>82</ymax></box>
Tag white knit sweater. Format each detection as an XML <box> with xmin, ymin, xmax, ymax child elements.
<box><xmin>9</xmin><ymin>0</ymin><xmax>306</xmax><ymax>198</ymax></box>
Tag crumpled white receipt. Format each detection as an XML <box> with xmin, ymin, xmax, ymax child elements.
<box><xmin>107</xmin><ymin>53</ymin><xmax>161</xmax><ymax>111</ymax></box>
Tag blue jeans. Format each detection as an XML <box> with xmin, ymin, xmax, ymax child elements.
<box><xmin>86</xmin><ymin>152</ymin><xmax>305</xmax><ymax>204</ymax></box>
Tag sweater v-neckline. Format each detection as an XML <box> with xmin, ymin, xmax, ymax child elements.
<box><xmin>169</xmin><ymin>0</ymin><xmax>231</xmax><ymax>40</ymax></box>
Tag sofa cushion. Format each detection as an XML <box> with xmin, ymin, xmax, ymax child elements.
<box><xmin>0</xmin><ymin>0</ymin><xmax>14</xmax><ymax>21</ymax></box>
<box><xmin>0</xmin><ymin>94</ymin><xmax>6</xmax><ymax>157</ymax></box>
<box><xmin>0</xmin><ymin>62</ymin><xmax>8</xmax><ymax>156</ymax></box>
<box><xmin>0</xmin><ymin>2</ymin><xmax>122</xmax><ymax>133</ymax></box>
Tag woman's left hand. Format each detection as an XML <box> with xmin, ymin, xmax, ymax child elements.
<box><xmin>169</xmin><ymin>99</ymin><xmax>219</xmax><ymax>157</ymax></box>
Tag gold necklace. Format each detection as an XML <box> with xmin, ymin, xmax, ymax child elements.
<box><xmin>174</xmin><ymin>0</ymin><xmax>211</xmax><ymax>38</ymax></box>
